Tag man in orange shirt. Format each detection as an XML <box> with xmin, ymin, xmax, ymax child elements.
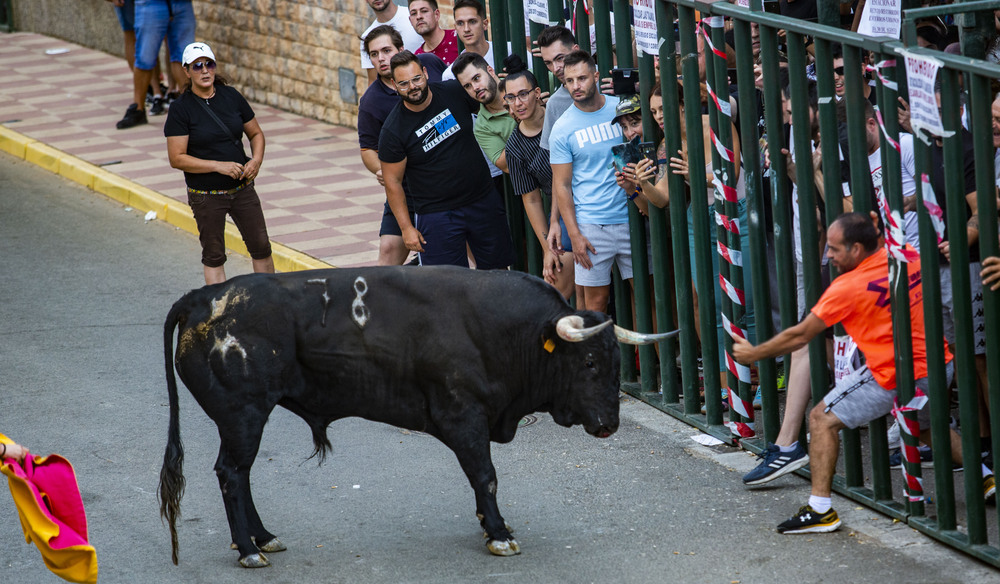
<box><xmin>733</xmin><ymin>212</ymin><xmax>995</xmax><ymax>534</ymax></box>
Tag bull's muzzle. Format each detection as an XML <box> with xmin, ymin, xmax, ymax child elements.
<box><xmin>555</xmin><ymin>315</ymin><xmax>678</xmax><ymax>345</ymax></box>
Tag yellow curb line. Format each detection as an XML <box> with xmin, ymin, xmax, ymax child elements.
<box><xmin>0</xmin><ymin>125</ymin><xmax>333</xmax><ymax>272</ymax></box>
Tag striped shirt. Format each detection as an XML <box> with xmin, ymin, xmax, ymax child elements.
<box><xmin>505</xmin><ymin>126</ymin><xmax>552</xmax><ymax>197</ymax></box>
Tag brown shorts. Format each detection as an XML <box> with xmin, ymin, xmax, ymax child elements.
<box><xmin>187</xmin><ymin>182</ymin><xmax>272</xmax><ymax>268</ymax></box>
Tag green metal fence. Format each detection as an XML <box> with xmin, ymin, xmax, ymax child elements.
<box><xmin>490</xmin><ymin>0</ymin><xmax>1000</xmax><ymax>566</ymax></box>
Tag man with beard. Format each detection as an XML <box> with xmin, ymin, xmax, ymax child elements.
<box><xmin>453</xmin><ymin>51</ymin><xmax>515</xmax><ymax>196</ymax></box>
<box><xmin>378</xmin><ymin>51</ymin><xmax>514</xmax><ymax>269</ymax></box>
<box><xmin>409</xmin><ymin>0</ymin><xmax>458</xmax><ymax>65</ymax></box>
<box><xmin>358</xmin><ymin>25</ymin><xmax>446</xmax><ymax>266</ymax></box>
<box><xmin>360</xmin><ymin>0</ymin><xmax>423</xmax><ymax>85</ymax></box>
<box><xmin>549</xmin><ymin>50</ymin><xmax>628</xmax><ymax>313</ymax></box>
<box><xmin>536</xmin><ymin>25</ymin><xmax>580</xmax><ymax>151</ymax></box>
<box><xmin>732</xmin><ymin>213</ymin><xmax>994</xmax><ymax>534</ymax></box>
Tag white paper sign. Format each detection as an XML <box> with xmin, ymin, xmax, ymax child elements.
<box><xmin>527</xmin><ymin>0</ymin><xmax>549</xmax><ymax>25</ymax></box>
<box><xmin>633</xmin><ymin>0</ymin><xmax>659</xmax><ymax>56</ymax></box>
<box><xmin>857</xmin><ymin>0</ymin><xmax>902</xmax><ymax>39</ymax></box>
<box><xmin>901</xmin><ymin>49</ymin><xmax>953</xmax><ymax>142</ymax></box>
<box><xmin>833</xmin><ymin>335</ymin><xmax>862</xmax><ymax>381</ymax></box>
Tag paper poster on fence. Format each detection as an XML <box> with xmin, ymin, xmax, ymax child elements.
<box><xmin>857</xmin><ymin>0</ymin><xmax>902</xmax><ymax>39</ymax></box>
<box><xmin>527</xmin><ymin>0</ymin><xmax>549</xmax><ymax>25</ymax></box>
<box><xmin>833</xmin><ymin>335</ymin><xmax>862</xmax><ymax>381</ymax></box>
<box><xmin>902</xmin><ymin>49</ymin><xmax>952</xmax><ymax>142</ymax></box>
<box><xmin>633</xmin><ymin>0</ymin><xmax>659</xmax><ymax>56</ymax></box>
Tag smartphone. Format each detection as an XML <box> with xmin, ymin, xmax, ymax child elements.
<box><xmin>611</xmin><ymin>68</ymin><xmax>638</xmax><ymax>96</ymax></box>
<box><xmin>639</xmin><ymin>141</ymin><xmax>658</xmax><ymax>174</ymax></box>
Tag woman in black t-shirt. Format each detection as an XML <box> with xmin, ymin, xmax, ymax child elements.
<box><xmin>500</xmin><ymin>56</ymin><xmax>575</xmax><ymax>300</ymax></box>
<box><xmin>165</xmin><ymin>42</ymin><xmax>273</xmax><ymax>285</ymax></box>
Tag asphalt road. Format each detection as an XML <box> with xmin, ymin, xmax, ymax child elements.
<box><xmin>0</xmin><ymin>152</ymin><xmax>996</xmax><ymax>583</ymax></box>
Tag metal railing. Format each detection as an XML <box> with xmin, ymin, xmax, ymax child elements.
<box><xmin>490</xmin><ymin>0</ymin><xmax>1000</xmax><ymax>566</ymax></box>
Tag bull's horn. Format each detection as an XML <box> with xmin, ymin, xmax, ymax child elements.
<box><xmin>614</xmin><ymin>325</ymin><xmax>680</xmax><ymax>345</ymax></box>
<box><xmin>555</xmin><ymin>315</ymin><xmax>613</xmax><ymax>342</ymax></box>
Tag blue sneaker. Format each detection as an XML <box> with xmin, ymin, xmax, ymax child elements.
<box><xmin>743</xmin><ymin>442</ymin><xmax>809</xmax><ymax>485</ymax></box>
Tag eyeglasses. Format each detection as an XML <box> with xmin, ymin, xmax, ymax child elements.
<box><xmin>190</xmin><ymin>60</ymin><xmax>217</xmax><ymax>72</ymax></box>
<box><xmin>503</xmin><ymin>89</ymin><xmax>534</xmax><ymax>103</ymax></box>
<box><xmin>395</xmin><ymin>74</ymin><xmax>424</xmax><ymax>90</ymax></box>
<box><xmin>833</xmin><ymin>66</ymin><xmax>845</xmax><ymax>75</ymax></box>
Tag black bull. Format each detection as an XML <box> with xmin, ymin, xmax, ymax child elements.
<box><xmin>159</xmin><ymin>266</ymin><xmax>675</xmax><ymax>567</ymax></box>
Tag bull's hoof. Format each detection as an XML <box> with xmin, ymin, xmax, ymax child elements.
<box><xmin>486</xmin><ymin>538</ymin><xmax>521</xmax><ymax>556</ymax></box>
<box><xmin>239</xmin><ymin>552</ymin><xmax>270</xmax><ymax>568</ymax></box>
<box><xmin>257</xmin><ymin>537</ymin><xmax>287</xmax><ymax>553</ymax></box>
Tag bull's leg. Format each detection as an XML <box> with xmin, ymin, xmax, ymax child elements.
<box><xmin>443</xmin><ymin>428</ymin><xmax>520</xmax><ymax>556</ymax></box>
<box><xmin>215</xmin><ymin>431</ymin><xmax>281</xmax><ymax>568</ymax></box>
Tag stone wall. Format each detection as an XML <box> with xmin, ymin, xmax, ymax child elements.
<box><xmin>11</xmin><ymin>0</ymin><xmax>458</xmax><ymax>129</ymax></box>
<box><xmin>12</xmin><ymin>0</ymin><xmax>124</xmax><ymax>57</ymax></box>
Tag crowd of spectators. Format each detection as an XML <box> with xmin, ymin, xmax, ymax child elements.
<box><xmin>352</xmin><ymin>0</ymin><xmax>1000</xmax><ymax>536</ymax></box>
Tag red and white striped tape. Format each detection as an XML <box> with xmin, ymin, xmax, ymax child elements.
<box><xmin>876</xmin><ymin>188</ymin><xmax>920</xmax><ymax>263</ymax></box>
<box><xmin>706</xmin><ymin>79</ymin><xmax>732</xmax><ymax>118</ymax></box>
<box><xmin>718</xmin><ymin>240</ymin><xmax>743</xmax><ymax>267</ymax></box>
<box><xmin>699</xmin><ymin>19</ymin><xmax>727</xmax><ymax>58</ymax></box>
<box><xmin>719</xmin><ymin>273</ymin><xmax>746</xmax><ymax>306</ymax></box>
<box><xmin>891</xmin><ymin>389</ymin><xmax>929</xmax><ymax>502</ymax></box>
<box><xmin>865</xmin><ymin>59</ymin><xmax>898</xmax><ymax>92</ymax></box>
<box><xmin>710</xmin><ymin>130</ymin><xmax>735</xmax><ymax>163</ymax></box>
<box><xmin>873</xmin><ymin>105</ymin><xmax>902</xmax><ymax>153</ymax></box>
<box><xmin>921</xmin><ymin>173</ymin><xmax>946</xmax><ymax>243</ymax></box>
<box><xmin>716</xmin><ymin>210</ymin><xmax>741</xmax><ymax>235</ymax></box>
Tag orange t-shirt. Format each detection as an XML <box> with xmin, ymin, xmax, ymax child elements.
<box><xmin>810</xmin><ymin>247</ymin><xmax>952</xmax><ymax>390</ymax></box>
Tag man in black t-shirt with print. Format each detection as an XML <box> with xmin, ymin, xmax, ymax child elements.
<box><xmin>358</xmin><ymin>25</ymin><xmax>445</xmax><ymax>266</ymax></box>
<box><xmin>378</xmin><ymin>51</ymin><xmax>513</xmax><ymax>269</ymax></box>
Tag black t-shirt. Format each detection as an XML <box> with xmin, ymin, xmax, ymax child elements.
<box><xmin>930</xmin><ymin>128</ymin><xmax>979</xmax><ymax>262</ymax></box>
<box><xmin>377</xmin><ymin>80</ymin><xmax>493</xmax><ymax>214</ymax></box>
<box><xmin>164</xmin><ymin>84</ymin><xmax>255</xmax><ymax>191</ymax></box>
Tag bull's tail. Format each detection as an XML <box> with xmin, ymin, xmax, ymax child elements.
<box><xmin>159</xmin><ymin>299</ymin><xmax>187</xmax><ymax>565</ymax></box>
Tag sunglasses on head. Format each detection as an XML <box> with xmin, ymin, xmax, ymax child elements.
<box><xmin>190</xmin><ymin>60</ymin><xmax>216</xmax><ymax>72</ymax></box>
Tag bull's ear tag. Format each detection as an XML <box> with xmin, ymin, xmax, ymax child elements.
<box><xmin>543</xmin><ymin>338</ymin><xmax>556</xmax><ymax>353</ymax></box>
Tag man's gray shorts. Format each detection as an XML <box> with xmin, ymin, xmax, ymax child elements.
<box><xmin>822</xmin><ymin>361</ymin><xmax>955</xmax><ymax>429</ymax></box>
<box><xmin>575</xmin><ymin>223</ymin><xmax>633</xmax><ymax>287</ymax></box>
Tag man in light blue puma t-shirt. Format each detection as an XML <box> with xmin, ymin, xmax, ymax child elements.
<box><xmin>550</xmin><ymin>50</ymin><xmax>631</xmax><ymax>313</ymax></box>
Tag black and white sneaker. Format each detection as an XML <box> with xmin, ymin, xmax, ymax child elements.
<box><xmin>777</xmin><ymin>505</ymin><xmax>841</xmax><ymax>534</ymax></box>
<box><xmin>149</xmin><ymin>95</ymin><xmax>167</xmax><ymax>116</ymax></box>
<box><xmin>743</xmin><ymin>442</ymin><xmax>809</xmax><ymax>485</ymax></box>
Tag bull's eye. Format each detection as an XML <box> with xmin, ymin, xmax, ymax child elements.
<box><xmin>585</xmin><ymin>353</ymin><xmax>595</xmax><ymax>368</ymax></box>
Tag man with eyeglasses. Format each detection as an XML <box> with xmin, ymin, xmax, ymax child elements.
<box><xmin>453</xmin><ymin>52</ymin><xmax>515</xmax><ymax>199</ymax></box>
<box><xmin>378</xmin><ymin>51</ymin><xmax>514</xmax><ymax>270</ymax></box>
<box><xmin>536</xmin><ymin>26</ymin><xmax>581</xmax><ymax>151</ymax></box>
<box><xmin>359</xmin><ymin>25</ymin><xmax>446</xmax><ymax>266</ymax></box>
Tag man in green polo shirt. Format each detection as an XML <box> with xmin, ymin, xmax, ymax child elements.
<box><xmin>453</xmin><ymin>51</ymin><xmax>516</xmax><ymax>195</ymax></box>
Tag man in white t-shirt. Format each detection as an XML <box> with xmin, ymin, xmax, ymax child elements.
<box><xmin>360</xmin><ymin>0</ymin><xmax>423</xmax><ymax>85</ymax></box>
<box><xmin>441</xmin><ymin>0</ymin><xmax>493</xmax><ymax>81</ymax></box>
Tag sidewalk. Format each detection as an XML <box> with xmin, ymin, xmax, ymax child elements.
<box><xmin>0</xmin><ymin>32</ymin><xmax>384</xmax><ymax>269</ymax></box>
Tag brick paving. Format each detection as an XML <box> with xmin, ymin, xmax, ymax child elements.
<box><xmin>0</xmin><ymin>32</ymin><xmax>383</xmax><ymax>268</ymax></box>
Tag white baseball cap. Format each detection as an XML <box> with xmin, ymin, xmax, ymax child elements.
<box><xmin>182</xmin><ymin>42</ymin><xmax>216</xmax><ymax>67</ymax></box>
